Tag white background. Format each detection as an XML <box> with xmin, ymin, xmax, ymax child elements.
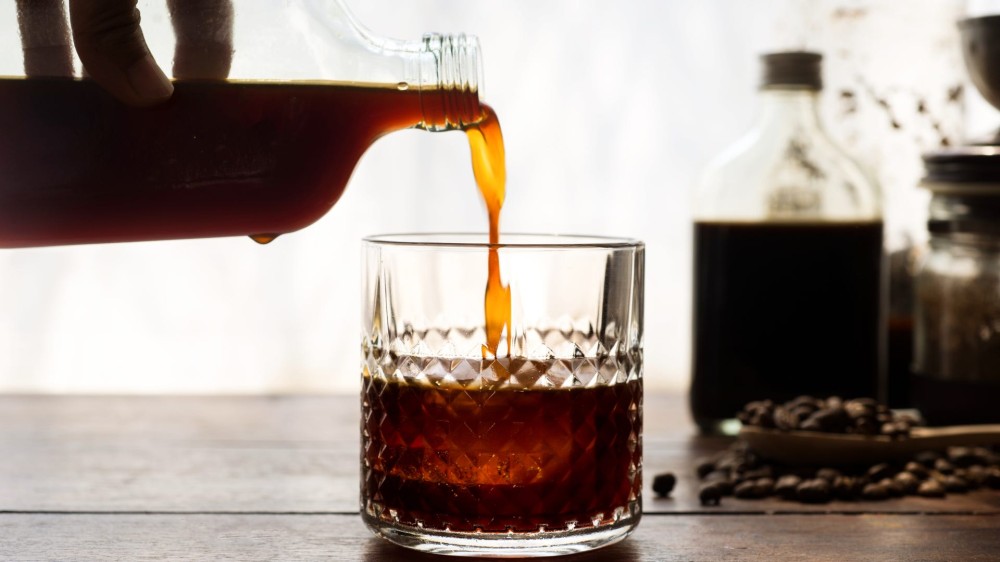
<box><xmin>0</xmin><ymin>0</ymin><xmax>992</xmax><ymax>393</ymax></box>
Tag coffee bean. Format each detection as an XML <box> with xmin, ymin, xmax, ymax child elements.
<box><xmin>895</xmin><ymin>412</ymin><xmax>919</xmax><ymax>428</ymax></box>
<box><xmin>867</xmin><ymin>463</ymin><xmax>895</xmax><ymax>482</ymax></box>
<box><xmin>704</xmin><ymin>469</ymin><xmax>730</xmax><ymax>483</ymax></box>
<box><xmin>804</xmin><ymin>407</ymin><xmax>850</xmax><ymax>433</ymax></box>
<box><xmin>652</xmin><ymin>472</ymin><xmax>676</xmax><ymax>498</ymax></box>
<box><xmin>745</xmin><ymin>399</ymin><xmax>775</xmax><ymax>412</ymax></box>
<box><xmin>978</xmin><ymin>448</ymin><xmax>999</xmax><ymax>466</ymax></box>
<box><xmin>880</xmin><ymin>477</ymin><xmax>905</xmax><ymax>497</ymax></box>
<box><xmin>845</xmin><ymin>400</ymin><xmax>874</xmax><ymax>419</ymax></box>
<box><xmin>696</xmin><ymin>458</ymin><xmax>716</xmax><ymax>479</ymax></box>
<box><xmin>753</xmin><ymin>477</ymin><xmax>775</xmax><ymax>497</ymax></box>
<box><xmin>904</xmin><ymin>462</ymin><xmax>930</xmax><ymax>480</ymax></box>
<box><xmin>982</xmin><ymin>449</ymin><xmax>1000</xmax><ymax>467</ymax></box>
<box><xmin>861</xmin><ymin>482</ymin><xmax>890</xmax><ymax>500</ymax></box>
<box><xmin>715</xmin><ymin>455</ymin><xmax>742</xmax><ymax>473</ymax></box>
<box><xmin>796</xmin><ymin>479</ymin><xmax>832</xmax><ymax>504</ymax></box>
<box><xmin>699</xmin><ymin>483</ymin><xmax>723</xmax><ymax>506</ymax></box>
<box><xmin>791</xmin><ymin>405</ymin><xmax>818</xmax><ymax>424</ymax></box>
<box><xmin>952</xmin><ymin>446</ymin><xmax>993</xmax><ymax>468</ymax></box>
<box><xmin>947</xmin><ymin>447</ymin><xmax>976</xmax><ymax>468</ymax></box>
<box><xmin>774</xmin><ymin>406</ymin><xmax>799</xmax><ymax>430</ymax></box>
<box><xmin>934</xmin><ymin>458</ymin><xmax>955</xmax><ymax>475</ymax></box>
<box><xmin>985</xmin><ymin>468</ymin><xmax>1000</xmax><ymax>490</ymax></box>
<box><xmin>816</xmin><ymin>468</ymin><xmax>841</xmax><ymax>482</ymax></box>
<box><xmin>730</xmin><ymin>469</ymin><xmax>749</xmax><ymax>484</ymax></box>
<box><xmin>964</xmin><ymin>465</ymin><xmax>987</xmax><ymax>488</ymax></box>
<box><xmin>941</xmin><ymin>475</ymin><xmax>969</xmax><ymax>493</ymax></box>
<box><xmin>894</xmin><ymin>472</ymin><xmax>919</xmax><ymax>495</ymax></box>
<box><xmin>957</xmin><ymin>447</ymin><xmax>989</xmax><ymax>466</ymax></box>
<box><xmin>775</xmin><ymin>475</ymin><xmax>802</xmax><ymax>500</ymax></box>
<box><xmin>832</xmin><ymin>476</ymin><xmax>861</xmax><ymax>500</ymax></box>
<box><xmin>741</xmin><ymin>466</ymin><xmax>774</xmax><ymax>481</ymax></box>
<box><xmin>881</xmin><ymin>422</ymin><xmax>909</xmax><ymax>439</ymax></box>
<box><xmin>712</xmin><ymin>478</ymin><xmax>735</xmax><ymax>496</ymax></box>
<box><xmin>918</xmin><ymin>479</ymin><xmax>946</xmax><ymax>498</ymax></box>
<box><xmin>799</xmin><ymin>417</ymin><xmax>823</xmax><ymax>432</ymax></box>
<box><xmin>733</xmin><ymin>480</ymin><xmax>759</xmax><ymax>499</ymax></box>
<box><xmin>750</xmin><ymin>411</ymin><xmax>776</xmax><ymax>428</ymax></box>
<box><xmin>853</xmin><ymin>416</ymin><xmax>879</xmax><ymax>436</ymax></box>
<box><xmin>915</xmin><ymin>451</ymin><xmax>941</xmax><ymax>468</ymax></box>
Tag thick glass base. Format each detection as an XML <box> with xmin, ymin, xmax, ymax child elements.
<box><xmin>362</xmin><ymin>510</ymin><xmax>640</xmax><ymax>558</ymax></box>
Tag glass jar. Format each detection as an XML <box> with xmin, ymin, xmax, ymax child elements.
<box><xmin>691</xmin><ymin>52</ymin><xmax>883</xmax><ymax>434</ymax></box>
<box><xmin>914</xmin><ymin>146</ymin><xmax>1000</xmax><ymax>425</ymax></box>
<box><xmin>0</xmin><ymin>0</ymin><xmax>482</xmax><ymax>247</ymax></box>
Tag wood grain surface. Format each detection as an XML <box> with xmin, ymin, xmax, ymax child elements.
<box><xmin>0</xmin><ymin>394</ymin><xmax>998</xmax><ymax>560</ymax></box>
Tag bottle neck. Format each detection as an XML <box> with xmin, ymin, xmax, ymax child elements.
<box><xmin>754</xmin><ymin>87</ymin><xmax>824</xmax><ymax>136</ymax></box>
<box><xmin>355</xmin><ymin>32</ymin><xmax>483</xmax><ymax>131</ymax></box>
<box><xmin>295</xmin><ymin>0</ymin><xmax>483</xmax><ymax>131</ymax></box>
<box><xmin>412</xmin><ymin>33</ymin><xmax>483</xmax><ymax>131</ymax></box>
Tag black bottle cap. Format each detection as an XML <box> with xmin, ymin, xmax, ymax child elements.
<box><xmin>761</xmin><ymin>51</ymin><xmax>822</xmax><ymax>90</ymax></box>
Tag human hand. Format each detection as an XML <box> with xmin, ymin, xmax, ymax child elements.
<box><xmin>16</xmin><ymin>0</ymin><xmax>233</xmax><ymax>107</ymax></box>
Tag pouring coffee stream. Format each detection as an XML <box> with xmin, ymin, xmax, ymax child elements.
<box><xmin>466</xmin><ymin>107</ymin><xmax>512</xmax><ymax>359</ymax></box>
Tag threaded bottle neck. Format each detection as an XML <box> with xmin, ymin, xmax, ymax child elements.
<box><xmin>417</xmin><ymin>33</ymin><xmax>483</xmax><ymax>131</ymax></box>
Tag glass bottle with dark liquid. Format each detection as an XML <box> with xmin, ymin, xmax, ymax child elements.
<box><xmin>691</xmin><ymin>52</ymin><xmax>884</xmax><ymax>434</ymax></box>
<box><xmin>0</xmin><ymin>2</ymin><xmax>484</xmax><ymax>247</ymax></box>
<box><xmin>913</xmin><ymin>148</ymin><xmax>1000</xmax><ymax>425</ymax></box>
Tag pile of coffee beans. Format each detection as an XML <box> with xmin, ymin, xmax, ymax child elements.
<box><xmin>737</xmin><ymin>395</ymin><xmax>918</xmax><ymax>437</ymax></box>
<box><xmin>689</xmin><ymin>442</ymin><xmax>1000</xmax><ymax>505</ymax></box>
<box><xmin>651</xmin><ymin>395</ymin><xmax>1000</xmax><ymax>505</ymax></box>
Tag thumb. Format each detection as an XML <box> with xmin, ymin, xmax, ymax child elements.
<box><xmin>69</xmin><ymin>0</ymin><xmax>173</xmax><ymax>106</ymax></box>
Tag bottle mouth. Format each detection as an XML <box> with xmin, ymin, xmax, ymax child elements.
<box><xmin>418</xmin><ymin>33</ymin><xmax>483</xmax><ymax>131</ymax></box>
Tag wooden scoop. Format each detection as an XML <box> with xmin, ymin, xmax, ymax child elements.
<box><xmin>739</xmin><ymin>424</ymin><xmax>1000</xmax><ymax>466</ymax></box>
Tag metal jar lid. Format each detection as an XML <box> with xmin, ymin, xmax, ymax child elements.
<box><xmin>922</xmin><ymin>145</ymin><xmax>1000</xmax><ymax>190</ymax></box>
<box><xmin>923</xmin><ymin>145</ymin><xmax>1000</xmax><ymax>235</ymax></box>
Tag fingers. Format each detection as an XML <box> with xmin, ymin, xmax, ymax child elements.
<box><xmin>168</xmin><ymin>0</ymin><xmax>234</xmax><ymax>80</ymax></box>
<box><xmin>69</xmin><ymin>0</ymin><xmax>173</xmax><ymax>106</ymax></box>
<box><xmin>16</xmin><ymin>0</ymin><xmax>75</xmax><ymax>76</ymax></box>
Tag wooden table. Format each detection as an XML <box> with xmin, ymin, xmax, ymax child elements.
<box><xmin>1</xmin><ymin>393</ymin><xmax>997</xmax><ymax>561</ymax></box>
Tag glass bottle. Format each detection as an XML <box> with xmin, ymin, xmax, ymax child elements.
<box><xmin>691</xmin><ymin>52</ymin><xmax>883</xmax><ymax>435</ymax></box>
<box><xmin>914</xmin><ymin>147</ymin><xmax>1000</xmax><ymax>425</ymax></box>
<box><xmin>0</xmin><ymin>0</ymin><xmax>482</xmax><ymax>247</ymax></box>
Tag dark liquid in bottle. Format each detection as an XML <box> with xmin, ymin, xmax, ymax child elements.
<box><xmin>362</xmin><ymin>368</ymin><xmax>642</xmax><ymax>533</ymax></box>
<box><xmin>0</xmin><ymin>77</ymin><xmax>441</xmax><ymax>247</ymax></box>
<box><xmin>886</xmin><ymin>315</ymin><xmax>914</xmax><ymax>408</ymax></box>
<box><xmin>691</xmin><ymin>220</ymin><xmax>883</xmax><ymax>433</ymax></box>
<box><xmin>911</xmin><ymin>373</ymin><xmax>1000</xmax><ymax>425</ymax></box>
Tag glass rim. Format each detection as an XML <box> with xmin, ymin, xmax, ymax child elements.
<box><xmin>363</xmin><ymin>232</ymin><xmax>644</xmax><ymax>249</ymax></box>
